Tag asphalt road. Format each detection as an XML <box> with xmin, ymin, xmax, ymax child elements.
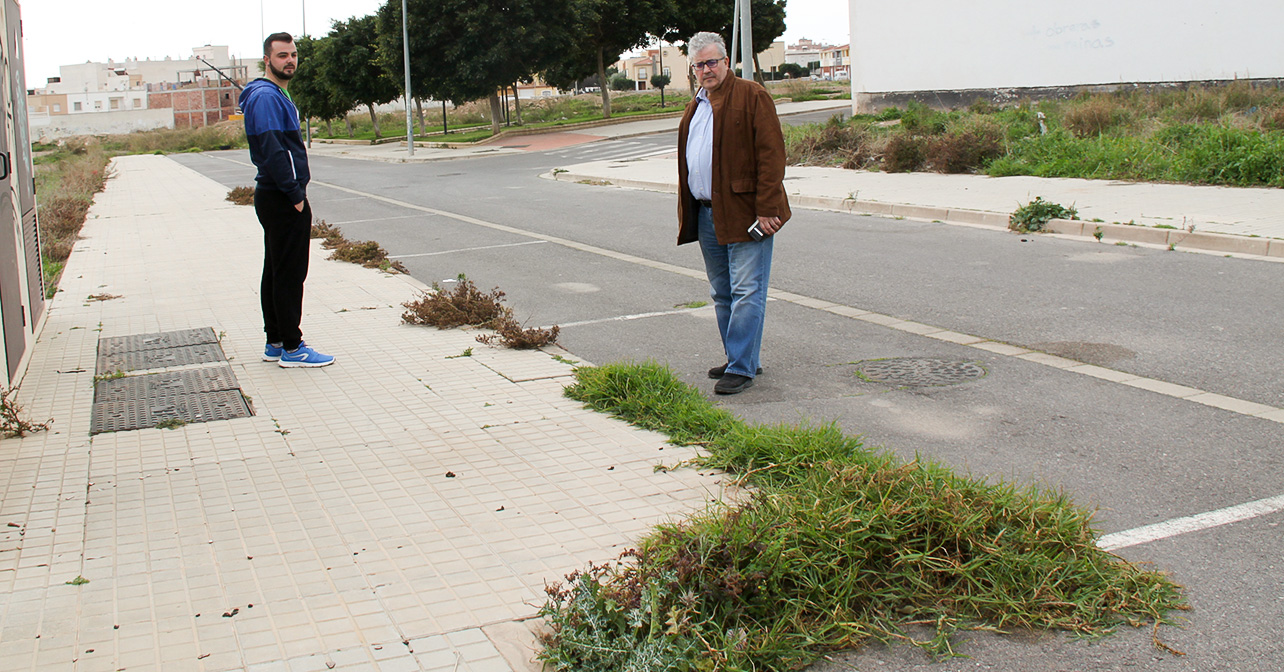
<box><xmin>172</xmin><ymin>117</ymin><xmax>1283</xmax><ymax>671</ymax></box>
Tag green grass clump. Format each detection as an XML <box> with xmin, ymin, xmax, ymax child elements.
<box><xmin>541</xmin><ymin>362</ymin><xmax>1186</xmax><ymax>669</ymax></box>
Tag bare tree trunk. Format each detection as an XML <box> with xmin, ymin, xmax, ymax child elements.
<box><xmin>752</xmin><ymin>53</ymin><xmax>765</xmax><ymax>85</ymax></box>
<box><xmin>512</xmin><ymin>83</ymin><xmax>522</xmax><ymax>125</ymax></box>
<box><xmin>687</xmin><ymin>69</ymin><xmax>697</xmax><ymax>97</ymax></box>
<box><xmin>345</xmin><ymin>117</ymin><xmax>354</xmax><ymax>137</ymax></box>
<box><xmin>415</xmin><ymin>97</ymin><xmax>425</xmax><ymax>134</ymax></box>
<box><xmin>368</xmin><ymin>104</ymin><xmax>381</xmax><ymax>138</ymax></box>
<box><xmin>325</xmin><ymin>119</ymin><xmax>333</xmax><ymax>136</ymax></box>
<box><xmin>488</xmin><ymin>92</ymin><xmax>503</xmax><ymax>135</ymax></box>
<box><xmin>597</xmin><ymin>47</ymin><xmax>612</xmax><ymax>119</ymax></box>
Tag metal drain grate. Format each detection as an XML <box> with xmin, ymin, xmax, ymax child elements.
<box><xmin>855</xmin><ymin>358</ymin><xmax>987</xmax><ymax>387</ymax></box>
<box><xmin>97</xmin><ymin>327</ymin><xmax>219</xmax><ymax>358</ymax></box>
<box><xmin>91</xmin><ymin>389</ymin><xmax>251</xmax><ymax>434</ymax></box>
<box><xmin>93</xmin><ymin>364</ymin><xmax>240</xmax><ymax>403</ymax></box>
<box><xmin>97</xmin><ymin>343</ymin><xmax>226</xmax><ymax>375</ymax></box>
<box><xmin>90</xmin><ymin>328</ymin><xmax>252</xmax><ymax>434</ymax></box>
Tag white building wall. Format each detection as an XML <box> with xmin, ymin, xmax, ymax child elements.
<box><xmin>29</xmin><ymin>108</ymin><xmax>173</xmax><ymax>141</ymax></box>
<box><xmin>849</xmin><ymin>0</ymin><xmax>1284</xmax><ymax>94</ymax></box>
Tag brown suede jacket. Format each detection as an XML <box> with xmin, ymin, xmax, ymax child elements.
<box><xmin>676</xmin><ymin>72</ymin><xmax>791</xmax><ymax>245</ymax></box>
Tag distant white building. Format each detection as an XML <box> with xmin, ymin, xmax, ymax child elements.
<box><xmin>28</xmin><ymin>45</ymin><xmax>249</xmax><ymax>138</ymax></box>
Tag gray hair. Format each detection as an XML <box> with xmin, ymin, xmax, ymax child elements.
<box><xmin>688</xmin><ymin>31</ymin><xmax>727</xmax><ymax>59</ymax></box>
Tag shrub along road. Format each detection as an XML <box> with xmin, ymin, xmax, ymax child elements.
<box><xmin>175</xmin><ymin>133</ymin><xmax>1283</xmax><ymax>670</ymax></box>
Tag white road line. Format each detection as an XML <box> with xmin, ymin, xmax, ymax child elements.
<box><xmin>329</xmin><ymin>215</ymin><xmax>424</xmax><ymax>226</ymax></box>
<box><xmin>553</xmin><ymin>305</ymin><xmax>711</xmax><ymax>329</ymax></box>
<box><xmin>1099</xmin><ymin>494</ymin><xmax>1284</xmax><ymax>551</ymax></box>
<box><xmin>388</xmin><ymin>240</ymin><xmax>547</xmax><ymax>259</ymax></box>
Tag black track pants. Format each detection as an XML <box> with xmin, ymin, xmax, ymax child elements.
<box><xmin>254</xmin><ymin>188</ymin><xmax>311</xmax><ymax>350</ymax></box>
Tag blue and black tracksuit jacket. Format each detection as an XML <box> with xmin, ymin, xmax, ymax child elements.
<box><xmin>241</xmin><ymin>78</ymin><xmax>309</xmax><ymax>204</ymax></box>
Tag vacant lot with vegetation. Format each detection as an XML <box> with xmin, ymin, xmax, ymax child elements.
<box><xmin>786</xmin><ymin>82</ymin><xmax>1284</xmax><ymax>188</ymax></box>
<box><xmin>34</xmin><ymin>124</ymin><xmax>248</xmax><ymax>295</ymax></box>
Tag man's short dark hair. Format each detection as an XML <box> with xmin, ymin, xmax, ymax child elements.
<box><xmin>264</xmin><ymin>32</ymin><xmax>294</xmax><ymax>56</ymax></box>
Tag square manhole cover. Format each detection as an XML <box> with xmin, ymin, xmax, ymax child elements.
<box><xmin>91</xmin><ymin>389</ymin><xmax>251</xmax><ymax>434</ymax></box>
<box><xmin>93</xmin><ymin>364</ymin><xmax>240</xmax><ymax>403</ymax></box>
<box><xmin>96</xmin><ymin>327</ymin><xmax>219</xmax><ymax>357</ymax></box>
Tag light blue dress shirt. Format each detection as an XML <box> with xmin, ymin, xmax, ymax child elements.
<box><xmin>686</xmin><ymin>88</ymin><xmax>714</xmax><ymax>202</ymax></box>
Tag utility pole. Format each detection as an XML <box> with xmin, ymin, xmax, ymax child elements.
<box><xmin>301</xmin><ymin>0</ymin><xmax>311</xmax><ymax>147</ymax></box>
<box><xmin>402</xmin><ymin>0</ymin><xmax>414</xmax><ymax>156</ymax></box>
<box><xmin>739</xmin><ymin>0</ymin><xmax>755</xmax><ymax>82</ymax></box>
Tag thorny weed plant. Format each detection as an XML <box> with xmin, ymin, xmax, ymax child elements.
<box><xmin>1</xmin><ymin>387</ymin><xmax>53</xmax><ymax>438</ymax></box>
<box><xmin>401</xmin><ymin>275</ymin><xmax>559</xmax><ymax>349</ymax></box>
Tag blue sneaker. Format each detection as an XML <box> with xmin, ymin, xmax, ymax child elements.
<box><xmin>278</xmin><ymin>343</ymin><xmax>335</xmax><ymax>368</ymax></box>
<box><xmin>263</xmin><ymin>343</ymin><xmax>285</xmax><ymax>362</ymax></box>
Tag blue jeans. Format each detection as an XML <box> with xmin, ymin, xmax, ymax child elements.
<box><xmin>696</xmin><ymin>205</ymin><xmax>773</xmax><ymax>378</ymax></box>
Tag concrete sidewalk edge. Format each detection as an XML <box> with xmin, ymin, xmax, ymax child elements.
<box><xmin>547</xmin><ymin>171</ymin><xmax>1284</xmax><ymax>261</ymax></box>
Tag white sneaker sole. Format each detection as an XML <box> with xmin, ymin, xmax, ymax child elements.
<box><xmin>263</xmin><ymin>355</ymin><xmax>281</xmax><ymax>362</ymax></box>
<box><xmin>278</xmin><ymin>358</ymin><xmax>335</xmax><ymax>368</ymax></box>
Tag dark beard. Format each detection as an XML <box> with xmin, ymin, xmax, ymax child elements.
<box><xmin>267</xmin><ymin>62</ymin><xmax>294</xmax><ymax>81</ymax></box>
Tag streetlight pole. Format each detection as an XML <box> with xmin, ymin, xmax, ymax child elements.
<box><xmin>739</xmin><ymin>0</ymin><xmax>755</xmax><ymax>82</ymax></box>
<box><xmin>301</xmin><ymin>0</ymin><xmax>311</xmax><ymax>147</ymax></box>
<box><xmin>402</xmin><ymin>0</ymin><xmax>414</xmax><ymax>156</ymax></box>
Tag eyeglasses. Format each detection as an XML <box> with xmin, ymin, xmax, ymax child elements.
<box><xmin>692</xmin><ymin>59</ymin><xmax>723</xmax><ymax>71</ymax></box>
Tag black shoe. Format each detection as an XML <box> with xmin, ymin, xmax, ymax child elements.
<box><xmin>714</xmin><ymin>373</ymin><xmax>755</xmax><ymax>395</ymax></box>
<box><xmin>708</xmin><ymin>364</ymin><xmax>763</xmax><ymax>379</ymax></box>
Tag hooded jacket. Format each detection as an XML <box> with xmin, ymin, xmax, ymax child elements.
<box><xmin>241</xmin><ymin>78</ymin><xmax>309</xmax><ymax>204</ymax></box>
<box><xmin>676</xmin><ymin>72</ymin><xmax>791</xmax><ymax>245</ymax></box>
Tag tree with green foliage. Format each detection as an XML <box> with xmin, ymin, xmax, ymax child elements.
<box><xmin>660</xmin><ymin>0</ymin><xmax>788</xmax><ymax>89</ymax></box>
<box><xmin>288</xmin><ymin>35</ymin><xmax>354</xmax><ymax>137</ymax></box>
<box><xmin>540</xmin><ymin>0</ymin><xmax>673</xmax><ymax>118</ymax></box>
<box><xmin>321</xmin><ymin>15</ymin><xmax>401</xmax><ymax>138</ymax></box>
<box><xmin>778</xmin><ymin>62</ymin><xmax>809</xmax><ymax>79</ymax></box>
<box><xmin>374</xmin><ymin>0</ymin><xmax>573</xmax><ymax>134</ymax></box>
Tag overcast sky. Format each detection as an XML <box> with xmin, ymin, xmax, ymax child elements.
<box><xmin>21</xmin><ymin>0</ymin><xmax>849</xmax><ymax>86</ymax></box>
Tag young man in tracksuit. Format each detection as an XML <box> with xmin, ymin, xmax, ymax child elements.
<box><xmin>241</xmin><ymin>32</ymin><xmax>334</xmax><ymax>368</ymax></box>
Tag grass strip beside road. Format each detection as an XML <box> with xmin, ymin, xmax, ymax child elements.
<box><xmin>540</xmin><ymin>361</ymin><xmax>1187</xmax><ymax>670</ymax></box>
<box><xmin>787</xmin><ymin>81</ymin><xmax>1284</xmax><ymax>188</ymax></box>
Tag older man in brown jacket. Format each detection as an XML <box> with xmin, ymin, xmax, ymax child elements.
<box><xmin>677</xmin><ymin>31</ymin><xmax>791</xmax><ymax>394</ymax></box>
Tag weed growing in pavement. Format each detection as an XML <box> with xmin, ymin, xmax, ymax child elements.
<box><xmin>226</xmin><ymin>186</ymin><xmax>255</xmax><ymax>205</ymax></box>
<box><xmin>155</xmin><ymin>418</ymin><xmax>187</xmax><ymax>430</ymax></box>
<box><xmin>65</xmin><ymin>575</ymin><xmax>90</xmax><ymax>586</ymax></box>
<box><xmin>0</xmin><ymin>388</ymin><xmax>53</xmax><ymax>438</ymax></box>
<box><xmin>540</xmin><ymin>361</ymin><xmax>1188</xmax><ymax>668</ymax></box>
<box><xmin>446</xmin><ymin>347</ymin><xmax>474</xmax><ymax>359</ymax></box>
<box><xmin>86</xmin><ymin>293</ymin><xmax>122</xmax><ymax>302</ymax></box>
<box><xmin>674</xmin><ymin>301</ymin><xmax>708</xmax><ymax>309</ymax></box>
<box><xmin>402</xmin><ymin>275</ymin><xmax>511</xmax><ymax>329</ymax></box>
<box><xmin>476</xmin><ymin>319</ymin><xmax>560</xmax><ymax>350</ymax></box>
<box><xmin>402</xmin><ymin>275</ymin><xmax>561</xmax><ymax>350</ymax></box>
<box><xmin>309</xmin><ymin>220</ymin><xmax>408</xmax><ymax>273</ymax></box>
<box><xmin>1009</xmin><ymin>197</ymin><xmax>1079</xmax><ymax>233</ymax></box>
<box><xmin>551</xmin><ymin>354</ymin><xmax>579</xmax><ymax>365</ymax></box>
<box><xmin>92</xmin><ymin>370</ymin><xmax>126</xmax><ymax>385</ymax></box>
<box><xmin>1094</xmin><ymin>227</ymin><xmax>1105</xmax><ymax>241</ymax></box>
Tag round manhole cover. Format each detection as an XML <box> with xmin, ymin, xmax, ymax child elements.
<box><xmin>855</xmin><ymin>358</ymin><xmax>987</xmax><ymax>387</ymax></box>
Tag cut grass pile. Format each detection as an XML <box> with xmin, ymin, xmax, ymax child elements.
<box><xmin>539</xmin><ymin>362</ymin><xmax>1187</xmax><ymax>670</ymax></box>
<box><xmin>401</xmin><ymin>275</ymin><xmax>559</xmax><ymax>349</ymax></box>
<box><xmin>787</xmin><ymin>81</ymin><xmax>1284</xmax><ymax>187</ymax></box>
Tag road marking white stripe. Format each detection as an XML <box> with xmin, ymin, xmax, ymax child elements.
<box><xmin>328</xmin><ymin>215</ymin><xmax>424</xmax><ymax>226</ymax></box>
<box><xmin>553</xmin><ymin>305</ymin><xmax>711</xmax><ymax>329</ymax></box>
<box><xmin>388</xmin><ymin>240</ymin><xmax>546</xmax><ymax>259</ymax></box>
<box><xmin>1098</xmin><ymin>494</ymin><xmax>1284</xmax><ymax>551</ymax></box>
